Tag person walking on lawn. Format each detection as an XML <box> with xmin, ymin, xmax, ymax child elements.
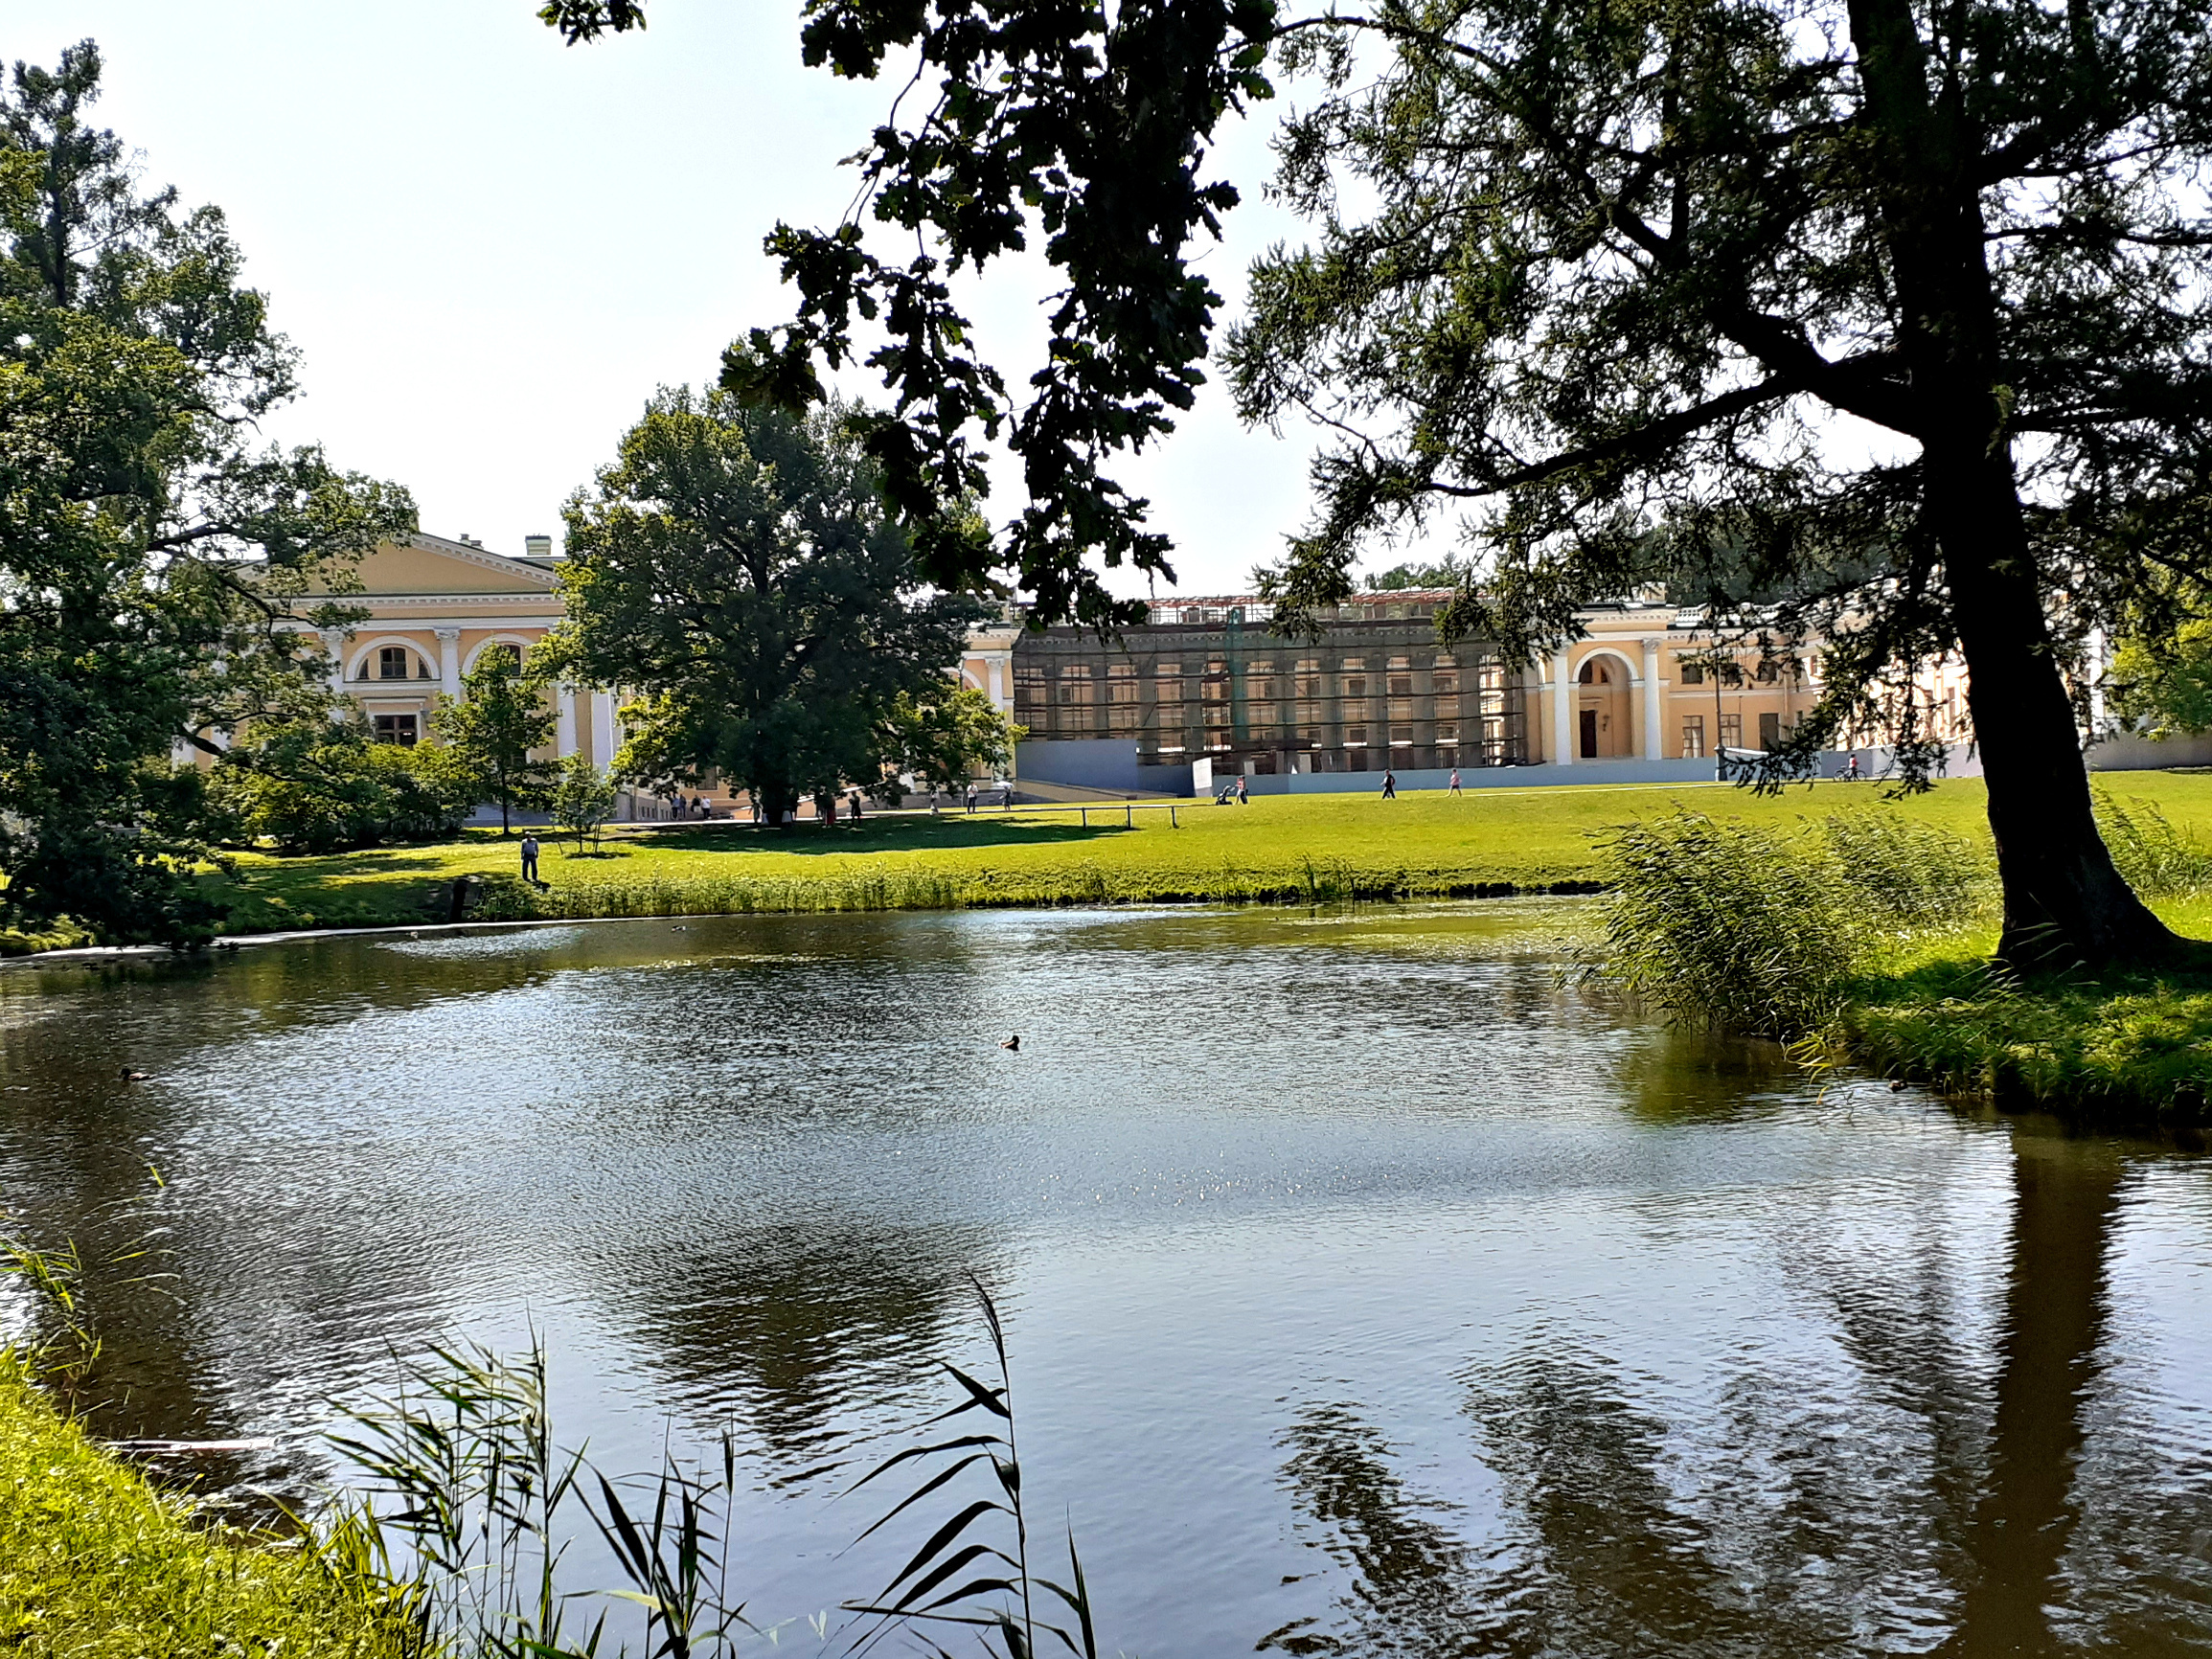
<box><xmin>1380</xmin><ymin>769</ymin><xmax>1398</xmax><ymax>800</ymax></box>
<box><xmin>1448</xmin><ymin>767</ymin><xmax>1462</xmax><ymax>796</ymax></box>
<box><xmin>519</xmin><ymin>832</ymin><xmax>541</xmax><ymax>887</ymax></box>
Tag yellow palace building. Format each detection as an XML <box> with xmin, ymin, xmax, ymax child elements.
<box><xmin>285</xmin><ymin>531</ymin><xmax>624</xmax><ymax>772</ymax></box>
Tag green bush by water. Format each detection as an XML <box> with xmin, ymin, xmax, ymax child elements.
<box><xmin>1595</xmin><ymin>796</ymin><xmax>2212</xmax><ymax>1125</ymax></box>
<box><xmin>1593</xmin><ymin>808</ymin><xmax>1991</xmax><ymax>1038</ymax></box>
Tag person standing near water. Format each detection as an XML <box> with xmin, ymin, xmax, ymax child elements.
<box><xmin>1380</xmin><ymin>769</ymin><xmax>1397</xmax><ymax>800</ymax></box>
<box><xmin>519</xmin><ymin>832</ymin><xmax>541</xmax><ymax>886</ymax></box>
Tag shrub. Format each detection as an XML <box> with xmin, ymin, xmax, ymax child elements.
<box><xmin>1593</xmin><ymin>808</ymin><xmax>1991</xmax><ymax>1037</ymax></box>
<box><xmin>210</xmin><ymin>718</ymin><xmax>472</xmax><ymax>853</ymax></box>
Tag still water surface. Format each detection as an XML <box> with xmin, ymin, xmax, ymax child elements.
<box><xmin>4</xmin><ymin>905</ymin><xmax>2211</xmax><ymax>1656</ymax></box>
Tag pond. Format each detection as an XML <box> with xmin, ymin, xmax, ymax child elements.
<box><xmin>4</xmin><ymin>904</ymin><xmax>2210</xmax><ymax>1656</ymax></box>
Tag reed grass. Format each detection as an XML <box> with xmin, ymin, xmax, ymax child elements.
<box><xmin>843</xmin><ymin>1282</ymin><xmax>1100</xmax><ymax>1659</ymax></box>
<box><xmin>1591</xmin><ymin>794</ymin><xmax>2212</xmax><ymax>1126</ymax></box>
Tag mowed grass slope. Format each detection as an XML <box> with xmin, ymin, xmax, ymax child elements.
<box><xmin>212</xmin><ymin>771</ymin><xmax>2212</xmax><ymax>934</ymax></box>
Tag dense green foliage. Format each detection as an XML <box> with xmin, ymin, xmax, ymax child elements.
<box><xmin>2109</xmin><ymin>616</ymin><xmax>2212</xmax><ymax>738</ymax></box>
<box><xmin>0</xmin><ymin>44</ymin><xmax>412</xmax><ymax>943</ymax></box>
<box><xmin>432</xmin><ymin>649</ymin><xmax>557</xmax><ymax>834</ymax></box>
<box><xmin>544</xmin><ymin>388</ymin><xmax>1005</xmax><ymax>824</ymax></box>
<box><xmin>0</xmin><ymin>1355</ymin><xmax>415</xmax><ymax>1658</ymax></box>
<box><xmin>207</xmin><ymin>711</ymin><xmax>472</xmax><ymax>854</ymax></box>
<box><xmin>549</xmin><ymin>753</ymin><xmax>616</xmax><ymax>852</ymax></box>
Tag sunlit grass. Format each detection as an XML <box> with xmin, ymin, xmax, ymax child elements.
<box><xmin>0</xmin><ymin>1354</ymin><xmax>414</xmax><ymax>1658</ymax></box>
<box><xmin>203</xmin><ymin>772</ymin><xmax>2212</xmax><ymax>936</ymax></box>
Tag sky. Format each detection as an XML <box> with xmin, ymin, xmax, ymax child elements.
<box><xmin>11</xmin><ymin>0</ymin><xmax>1422</xmax><ymax>600</ymax></box>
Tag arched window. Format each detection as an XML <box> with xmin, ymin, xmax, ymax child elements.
<box><xmin>1578</xmin><ymin>658</ymin><xmax>1613</xmax><ymax>686</ymax></box>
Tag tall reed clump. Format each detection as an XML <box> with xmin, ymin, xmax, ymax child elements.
<box><xmin>330</xmin><ymin>1336</ymin><xmax>751</xmax><ymax>1658</ymax></box>
<box><xmin>318</xmin><ymin>1287</ymin><xmax>1104</xmax><ymax>1659</ymax></box>
<box><xmin>844</xmin><ymin>1283</ymin><xmax>1100</xmax><ymax>1659</ymax></box>
<box><xmin>2093</xmin><ymin>786</ymin><xmax>2212</xmax><ymax>898</ymax></box>
<box><xmin>1592</xmin><ymin>808</ymin><xmax>1993</xmax><ymax>1039</ymax></box>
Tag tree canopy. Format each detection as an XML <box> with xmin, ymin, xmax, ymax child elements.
<box><xmin>541</xmin><ymin>386</ymin><xmax>1002</xmax><ymax>824</ymax></box>
<box><xmin>433</xmin><ymin>649</ymin><xmax>558</xmax><ymax>834</ymax></box>
<box><xmin>0</xmin><ymin>42</ymin><xmax>412</xmax><ymax>941</ymax></box>
<box><xmin>542</xmin><ymin>0</ymin><xmax>2212</xmax><ymax>968</ymax></box>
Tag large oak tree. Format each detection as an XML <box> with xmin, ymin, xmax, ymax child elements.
<box><xmin>543</xmin><ymin>0</ymin><xmax>2212</xmax><ymax>968</ymax></box>
<box><xmin>541</xmin><ymin>386</ymin><xmax>998</xmax><ymax>825</ymax></box>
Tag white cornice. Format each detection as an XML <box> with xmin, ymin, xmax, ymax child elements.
<box><xmin>282</xmin><ymin>615</ymin><xmax>564</xmax><ymax>632</ymax></box>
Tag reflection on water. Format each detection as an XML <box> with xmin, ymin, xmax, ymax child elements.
<box><xmin>4</xmin><ymin>904</ymin><xmax>2210</xmax><ymax>1656</ymax></box>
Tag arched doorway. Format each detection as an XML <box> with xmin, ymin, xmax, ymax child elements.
<box><xmin>1576</xmin><ymin>656</ymin><xmax>1632</xmax><ymax>758</ymax></box>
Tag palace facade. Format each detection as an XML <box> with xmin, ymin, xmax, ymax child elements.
<box><xmin>275</xmin><ymin>534</ymin><xmax>1983</xmax><ymax>803</ymax></box>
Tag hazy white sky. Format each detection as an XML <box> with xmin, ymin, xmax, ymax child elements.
<box><xmin>12</xmin><ymin>0</ymin><xmax>1416</xmax><ymax>599</ymax></box>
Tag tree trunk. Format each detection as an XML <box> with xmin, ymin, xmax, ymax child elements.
<box><xmin>1929</xmin><ymin>457</ymin><xmax>2182</xmax><ymax>969</ymax></box>
<box><xmin>1943</xmin><ymin>1134</ymin><xmax>2121</xmax><ymax>1655</ymax></box>
<box><xmin>1848</xmin><ymin>0</ymin><xmax>2184</xmax><ymax>970</ymax></box>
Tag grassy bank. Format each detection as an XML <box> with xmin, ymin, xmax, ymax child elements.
<box><xmin>0</xmin><ymin>1356</ymin><xmax>410</xmax><ymax>1657</ymax></box>
<box><xmin>200</xmin><ymin>771</ymin><xmax>2212</xmax><ymax>933</ymax></box>
<box><xmin>1829</xmin><ymin>891</ymin><xmax>2212</xmax><ymax>1128</ymax></box>
<box><xmin>1590</xmin><ymin>787</ymin><xmax>2212</xmax><ymax>1128</ymax></box>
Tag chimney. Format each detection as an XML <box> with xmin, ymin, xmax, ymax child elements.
<box><xmin>524</xmin><ymin>534</ymin><xmax>554</xmax><ymax>560</ymax></box>
<box><xmin>459</xmin><ymin>533</ymin><xmax>483</xmax><ymax>547</ymax></box>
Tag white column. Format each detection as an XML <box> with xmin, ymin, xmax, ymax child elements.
<box><xmin>557</xmin><ymin>685</ymin><xmax>579</xmax><ymax>758</ymax></box>
<box><xmin>592</xmin><ymin>689</ymin><xmax>618</xmax><ymax>766</ymax></box>
<box><xmin>1641</xmin><ymin>636</ymin><xmax>1664</xmax><ymax>759</ymax></box>
<box><xmin>1551</xmin><ymin>648</ymin><xmax>1574</xmax><ymax>765</ymax></box>
<box><xmin>320</xmin><ymin>628</ymin><xmax>350</xmax><ymax>698</ymax></box>
<box><xmin>435</xmin><ymin>626</ymin><xmax>462</xmax><ymax>703</ymax></box>
<box><xmin>988</xmin><ymin>657</ymin><xmax>1007</xmax><ymax>712</ymax></box>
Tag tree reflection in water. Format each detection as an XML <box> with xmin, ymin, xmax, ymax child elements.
<box><xmin>1261</xmin><ymin>1129</ymin><xmax>2201</xmax><ymax>1657</ymax></box>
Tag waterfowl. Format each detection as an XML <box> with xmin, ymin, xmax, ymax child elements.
<box><xmin>118</xmin><ymin>1067</ymin><xmax>149</xmax><ymax>1081</ymax></box>
<box><xmin>999</xmin><ymin>1034</ymin><xmax>1020</xmax><ymax>1052</ymax></box>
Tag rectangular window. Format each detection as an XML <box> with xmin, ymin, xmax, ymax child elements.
<box><xmin>378</xmin><ymin>646</ymin><xmax>411</xmax><ymax>680</ymax></box>
<box><xmin>1720</xmin><ymin>713</ymin><xmax>1743</xmax><ymax>748</ymax></box>
<box><xmin>1721</xmin><ymin>663</ymin><xmax>1744</xmax><ymax>689</ymax></box>
<box><xmin>1345</xmin><ymin>725</ymin><xmax>1369</xmax><ymax>747</ymax></box>
<box><xmin>1681</xmin><ymin>716</ymin><xmax>1705</xmax><ymax>759</ymax></box>
<box><xmin>1014</xmin><ymin>667</ymin><xmax>1048</xmax><ymax>715</ymax></box>
<box><xmin>1387</xmin><ymin>699</ymin><xmax>1414</xmax><ymax>723</ymax></box>
<box><xmin>1106</xmin><ymin>664</ymin><xmax>1138</xmax><ymax>703</ymax></box>
<box><xmin>1388</xmin><ymin>674</ymin><xmax>1414</xmax><ymax>696</ymax></box>
<box><xmin>1388</xmin><ymin>725</ymin><xmax>1414</xmax><ymax>747</ymax></box>
<box><xmin>1760</xmin><ymin>711</ymin><xmax>1782</xmax><ymax>749</ymax></box>
<box><xmin>1057</xmin><ymin>670</ymin><xmax>1094</xmax><ymax>706</ymax></box>
<box><xmin>372</xmin><ymin>714</ymin><xmax>418</xmax><ymax>746</ymax></box>
<box><xmin>1436</xmin><ymin>722</ymin><xmax>1460</xmax><ymax>744</ymax></box>
<box><xmin>1340</xmin><ymin>700</ymin><xmax>1371</xmax><ymax>722</ymax></box>
<box><xmin>1295</xmin><ymin>658</ymin><xmax>1323</xmax><ymax>698</ymax></box>
<box><xmin>1343</xmin><ymin>674</ymin><xmax>1367</xmax><ymax>698</ymax></box>
<box><xmin>1676</xmin><ymin>657</ymin><xmax>1705</xmax><ymax>686</ymax></box>
<box><xmin>1755</xmin><ymin>659</ymin><xmax>1779</xmax><ymax>685</ymax></box>
<box><xmin>1432</xmin><ymin>670</ymin><xmax>1459</xmax><ymax>695</ymax></box>
<box><xmin>1152</xmin><ymin>666</ymin><xmax>1183</xmax><ymax>704</ymax></box>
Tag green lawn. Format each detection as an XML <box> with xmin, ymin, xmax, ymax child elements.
<box><xmin>0</xmin><ymin>1357</ymin><xmax>408</xmax><ymax>1658</ymax></box>
<box><xmin>209</xmin><ymin>771</ymin><xmax>2212</xmax><ymax>933</ymax></box>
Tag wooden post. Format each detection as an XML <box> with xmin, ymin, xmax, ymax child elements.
<box><xmin>1082</xmin><ymin>807</ymin><xmax>1088</xmax><ymax>827</ymax></box>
